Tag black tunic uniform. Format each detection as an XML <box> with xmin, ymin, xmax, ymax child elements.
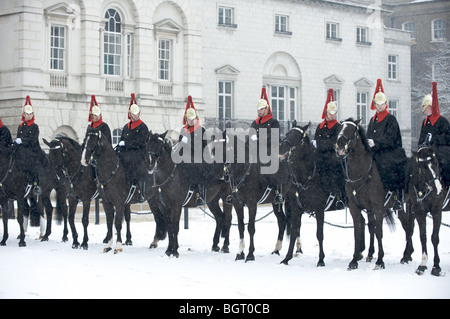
<box><xmin>367</xmin><ymin>111</ymin><xmax>407</xmax><ymax>191</ymax></box>
<box><xmin>119</xmin><ymin>120</ymin><xmax>149</xmax><ymax>184</ymax></box>
<box><xmin>418</xmin><ymin>115</ymin><xmax>450</xmax><ymax>186</ymax></box>
<box><xmin>314</xmin><ymin>120</ymin><xmax>345</xmax><ymax>196</ymax></box>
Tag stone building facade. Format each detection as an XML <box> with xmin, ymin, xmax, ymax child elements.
<box><xmin>0</xmin><ymin>0</ymin><xmax>413</xmax><ymax>152</ymax></box>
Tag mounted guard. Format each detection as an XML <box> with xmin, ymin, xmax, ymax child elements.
<box><xmin>418</xmin><ymin>81</ymin><xmax>450</xmax><ymax>206</ymax></box>
<box><xmin>311</xmin><ymin>88</ymin><xmax>346</xmax><ymax>210</ymax></box>
<box><xmin>118</xmin><ymin>93</ymin><xmax>149</xmax><ymax>203</ymax></box>
<box><xmin>13</xmin><ymin>95</ymin><xmax>47</xmax><ymax>196</ymax></box>
<box><xmin>250</xmin><ymin>87</ymin><xmax>283</xmax><ymax>204</ymax></box>
<box><xmin>0</xmin><ymin>117</ymin><xmax>12</xmax><ymax>148</ymax></box>
<box><xmin>366</xmin><ymin>79</ymin><xmax>407</xmax><ymax>211</ymax></box>
<box><xmin>176</xmin><ymin>95</ymin><xmax>214</xmax><ymax>206</ymax></box>
<box><xmin>83</xmin><ymin>95</ymin><xmax>112</xmax><ymax>146</ymax></box>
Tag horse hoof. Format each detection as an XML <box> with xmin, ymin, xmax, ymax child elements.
<box><xmin>211</xmin><ymin>245</ymin><xmax>220</xmax><ymax>252</ymax></box>
<box><xmin>0</xmin><ymin>241</ymin><xmax>6</xmax><ymax>246</ymax></box>
<box><xmin>114</xmin><ymin>248</ymin><xmax>123</xmax><ymax>254</ymax></box>
<box><xmin>221</xmin><ymin>247</ymin><xmax>230</xmax><ymax>254</ymax></box>
<box><xmin>19</xmin><ymin>242</ymin><xmax>27</xmax><ymax>247</ymax></box>
<box><xmin>245</xmin><ymin>255</ymin><xmax>255</xmax><ymax>263</ymax></box>
<box><xmin>235</xmin><ymin>252</ymin><xmax>245</xmax><ymax>261</ymax></box>
<box><xmin>72</xmin><ymin>243</ymin><xmax>80</xmax><ymax>249</ymax></box>
<box><xmin>40</xmin><ymin>236</ymin><xmax>49</xmax><ymax>242</ymax></box>
<box><xmin>271</xmin><ymin>250</ymin><xmax>280</xmax><ymax>256</ymax></box>
<box><xmin>374</xmin><ymin>263</ymin><xmax>385</xmax><ymax>270</ymax></box>
<box><xmin>431</xmin><ymin>267</ymin><xmax>442</xmax><ymax>277</ymax></box>
<box><xmin>317</xmin><ymin>261</ymin><xmax>325</xmax><ymax>267</ymax></box>
<box><xmin>348</xmin><ymin>262</ymin><xmax>358</xmax><ymax>270</ymax></box>
<box><xmin>366</xmin><ymin>256</ymin><xmax>373</xmax><ymax>262</ymax></box>
<box><xmin>104</xmin><ymin>247</ymin><xmax>112</xmax><ymax>253</ymax></box>
<box><xmin>125</xmin><ymin>240</ymin><xmax>133</xmax><ymax>246</ymax></box>
<box><xmin>416</xmin><ymin>266</ymin><xmax>427</xmax><ymax>275</ymax></box>
<box><xmin>81</xmin><ymin>244</ymin><xmax>88</xmax><ymax>250</ymax></box>
<box><xmin>400</xmin><ymin>256</ymin><xmax>412</xmax><ymax>264</ymax></box>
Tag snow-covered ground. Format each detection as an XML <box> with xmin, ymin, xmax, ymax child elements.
<box><xmin>1</xmin><ymin>204</ymin><xmax>449</xmax><ymax>299</ymax></box>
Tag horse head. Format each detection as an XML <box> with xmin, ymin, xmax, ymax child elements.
<box><xmin>81</xmin><ymin>127</ymin><xmax>102</xmax><ymax>167</ymax></box>
<box><xmin>44</xmin><ymin>137</ymin><xmax>81</xmax><ymax>180</ymax></box>
<box><xmin>279</xmin><ymin>120</ymin><xmax>311</xmax><ymax>160</ymax></box>
<box><xmin>335</xmin><ymin>118</ymin><xmax>369</xmax><ymax>158</ymax></box>
<box><xmin>412</xmin><ymin>143</ymin><xmax>442</xmax><ymax>197</ymax></box>
<box><xmin>147</xmin><ymin>130</ymin><xmax>168</xmax><ymax>164</ymax></box>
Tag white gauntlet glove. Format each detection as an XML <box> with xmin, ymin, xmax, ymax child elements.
<box><xmin>367</xmin><ymin>139</ymin><xmax>375</xmax><ymax>148</ymax></box>
<box><xmin>15</xmin><ymin>138</ymin><xmax>22</xmax><ymax>144</ymax></box>
<box><xmin>118</xmin><ymin>141</ymin><xmax>125</xmax><ymax>146</ymax></box>
<box><xmin>311</xmin><ymin>140</ymin><xmax>317</xmax><ymax>148</ymax></box>
<box><xmin>181</xmin><ymin>136</ymin><xmax>188</xmax><ymax>144</ymax></box>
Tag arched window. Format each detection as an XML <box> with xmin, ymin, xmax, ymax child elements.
<box><xmin>104</xmin><ymin>9</ymin><xmax>122</xmax><ymax>76</ymax></box>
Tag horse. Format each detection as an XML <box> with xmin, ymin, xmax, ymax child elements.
<box><xmin>44</xmin><ymin>136</ymin><xmax>119</xmax><ymax>249</ymax></box>
<box><xmin>335</xmin><ymin>118</ymin><xmax>414</xmax><ymax>270</ymax></box>
<box><xmin>407</xmin><ymin>143</ymin><xmax>447</xmax><ymax>276</ymax></box>
<box><xmin>147</xmin><ymin>130</ymin><xmax>233</xmax><ymax>258</ymax></box>
<box><xmin>81</xmin><ymin>127</ymin><xmax>166</xmax><ymax>253</ymax></box>
<box><xmin>224</xmin><ymin>130</ymin><xmax>292</xmax><ymax>262</ymax></box>
<box><xmin>0</xmin><ymin>143</ymin><xmax>64</xmax><ymax>247</ymax></box>
<box><xmin>278</xmin><ymin>121</ymin><xmax>345</xmax><ymax>266</ymax></box>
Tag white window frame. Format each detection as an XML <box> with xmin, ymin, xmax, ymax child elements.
<box><xmin>50</xmin><ymin>24</ymin><xmax>66</xmax><ymax>71</ymax></box>
<box><xmin>402</xmin><ymin>21</ymin><xmax>416</xmax><ymax>40</ymax></box>
<box><xmin>275</xmin><ymin>14</ymin><xmax>291</xmax><ymax>35</ymax></box>
<box><xmin>388</xmin><ymin>99</ymin><xmax>399</xmax><ymax>118</ymax></box>
<box><xmin>218</xmin><ymin>6</ymin><xmax>235</xmax><ymax>27</ymax></box>
<box><xmin>218</xmin><ymin>80</ymin><xmax>233</xmax><ymax>122</ymax></box>
<box><xmin>356</xmin><ymin>26</ymin><xmax>370</xmax><ymax>44</ymax></box>
<box><xmin>112</xmin><ymin>128</ymin><xmax>122</xmax><ymax>147</ymax></box>
<box><xmin>103</xmin><ymin>8</ymin><xmax>122</xmax><ymax>76</ymax></box>
<box><xmin>357</xmin><ymin>91</ymin><xmax>369</xmax><ymax>126</ymax></box>
<box><xmin>158</xmin><ymin>38</ymin><xmax>171</xmax><ymax>81</ymax></box>
<box><xmin>387</xmin><ymin>54</ymin><xmax>398</xmax><ymax>80</ymax></box>
<box><xmin>432</xmin><ymin>19</ymin><xmax>445</xmax><ymax>41</ymax></box>
<box><xmin>326</xmin><ymin>21</ymin><xmax>341</xmax><ymax>41</ymax></box>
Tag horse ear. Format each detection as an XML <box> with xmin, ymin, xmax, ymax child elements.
<box><xmin>43</xmin><ymin>138</ymin><xmax>50</xmax><ymax>147</ymax></box>
<box><xmin>161</xmin><ymin>131</ymin><xmax>168</xmax><ymax>139</ymax></box>
<box><xmin>355</xmin><ymin>119</ymin><xmax>362</xmax><ymax>125</ymax></box>
<box><xmin>292</xmin><ymin>119</ymin><xmax>297</xmax><ymax>127</ymax></box>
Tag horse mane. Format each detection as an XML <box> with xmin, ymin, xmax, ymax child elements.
<box><xmin>56</xmin><ymin>136</ymin><xmax>82</xmax><ymax>152</ymax></box>
<box><xmin>342</xmin><ymin>117</ymin><xmax>371</xmax><ymax>153</ymax></box>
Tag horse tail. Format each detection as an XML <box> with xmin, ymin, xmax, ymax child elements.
<box><xmin>384</xmin><ymin>209</ymin><xmax>396</xmax><ymax>232</ymax></box>
<box><xmin>28</xmin><ymin>198</ymin><xmax>41</xmax><ymax>227</ymax></box>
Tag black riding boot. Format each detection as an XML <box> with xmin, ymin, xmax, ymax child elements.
<box><xmin>196</xmin><ymin>184</ymin><xmax>205</xmax><ymax>206</ymax></box>
<box><xmin>137</xmin><ymin>180</ymin><xmax>145</xmax><ymax>203</ymax></box>
<box><xmin>273</xmin><ymin>185</ymin><xmax>283</xmax><ymax>204</ymax></box>
<box><xmin>393</xmin><ymin>189</ymin><xmax>404</xmax><ymax>211</ymax></box>
<box><xmin>31</xmin><ymin>172</ymin><xmax>41</xmax><ymax>196</ymax></box>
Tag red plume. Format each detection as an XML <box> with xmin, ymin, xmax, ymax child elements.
<box><xmin>322</xmin><ymin>89</ymin><xmax>334</xmax><ymax>119</ymax></box>
<box><xmin>21</xmin><ymin>95</ymin><xmax>35</xmax><ymax>122</ymax></box>
<box><xmin>183</xmin><ymin>95</ymin><xmax>198</xmax><ymax>125</ymax></box>
<box><xmin>88</xmin><ymin>95</ymin><xmax>98</xmax><ymax>122</ymax></box>
<box><xmin>431</xmin><ymin>81</ymin><xmax>440</xmax><ymax>117</ymax></box>
<box><xmin>128</xmin><ymin>93</ymin><xmax>138</xmax><ymax>119</ymax></box>
<box><xmin>371</xmin><ymin>79</ymin><xmax>387</xmax><ymax>110</ymax></box>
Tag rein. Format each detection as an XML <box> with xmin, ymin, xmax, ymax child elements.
<box><xmin>49</xmin><ymin>140</ymin><xmax>83</xmax><ymax>193</ymax></box>
<box><xmin>412</xmin><ymin>149</ymin><xmax>442</xmax><ymax>203</ymax></box>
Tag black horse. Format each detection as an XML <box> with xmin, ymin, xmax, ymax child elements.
<box><xmin>0</xmin><ymin>143</ymin><xmax>64</xmax><ymax>246</ymax></box>
<box><xmin>81</xmin><ymin>127</ymin><xmax>165</xmax><ymax>253</ymax></box>
<box><xmin>407</xmin><ymin>143</ymin><xmax>447</xmax><ymax>276</ymax></box>
<box><xmin>224</xmin><ymin>130</ymin><xmax>292</xmax><ymax>262</ymax></box>
<box><xmin>278</xmin><ymin>121</ymin><xmax>345</xmax><ymax>266</ymax></box>
<box><xmin>147</xmin><ymin>130</ymin><xmax>233</xmax><ymax>258</ymax></box>
<box><xmin>335</xmin><ymin>118</ymin><xmax>413</xmax><ymax>270</ymax></box>
<box><xmin>44</xmin><ymin>136</ymin><xmax>119</xmax><ymax>249</ymax></box>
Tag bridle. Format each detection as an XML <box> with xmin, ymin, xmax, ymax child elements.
<box><xmin>412</xmin><ymin>145</ymin><xmax>442</xmax><ymax>203</ymax></box>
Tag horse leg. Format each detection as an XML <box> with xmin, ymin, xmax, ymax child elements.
<box><xmin>245</xmin><ymin>203</ymin><xmax>257</xmax><ymax>262</ymax></box>
<box><xmin>398</xmin><ymin>203</ymin><xmax>415</xmax><ymax>264</ymax></box>
<box><xmin>280</xmin><ymin>196</ymin><xmax>301</xmax><ymax>265</ymax></box>
<box><xmin>149</xmin><ymin>202</ymin><xmax>167</xmax><ymax>248</ymax></box>
<box><xmin>430</xmin><ymin>209</ymin><xmax>442</xmax><ymax>276</ymax></box>
<box><xmin>124</xmin><ymin>204</ymin><xmax>132</xmax><ymax>246</ymax></box>
<box><xmin>102</xmin><ymin>202</ymin><xmax>114</xmax><ymax>244</ymax></box>
<box><xmin>0</xmin><ymin>198</ymin><xmax>9</xmax><ymax>246</ymax></box>
<box><xmin>374</xmin><ymin>210</ymin><xmax>385</xmax><ymax>269</ymax></box>
<box><xmin>206</xmin><ymin>198</ymin><xmax>224</xmax><ymax>252</ymax></box>
<box><xmin>271</xmin><ymin>203</ymin><xmax>286</xmax><ymax>255</ymax></box>
<box><xmin>220</xmin><ymin>201</ymin><xmax>232</xmax><ymax>253</ymax></box>
<box><xmin>315</xmin><ymin>209</ymin><xmax>325</xmax><ymax>267</ymax></box>
<box><xmin>366</xmin><ymin>213</ymin><xmax>375</xmax><ymax>262</ymax></box>
<box><xmin>113</xmin><ymin>204</ymin><xmax>124</xmax><ymax>254</ymax></box>
<box><xmin>80</xmin><ymin>200</ymin><xmax>90</xmax><ymax>250</ymax></box>
<box><xmin>16</xmin><ymin>200</ymin><xmax>27</xmax><ymax>247</ymax></box>
<box><xmin>68</xmin><ymin>197</ymin><xmax>80</xmax><ymax>248</ymax></box>
<box><xmin>415</xmin><ymin>212</ymin><xmax>428</xmax><ymax>275</ymax></box>
<box><xmin>57</xmin><ymin>189</ymin><xmax>69</xmax><ymax>242</ymax></box>
<box><xmin>348</xmin><ymin>208</ymin><xmax>363</xmax><ymax>270</ymax></box>
<box><xmin>235</xmin><ymin>203</ymin><xmax>246</xmax><ymax>261</ymax></box>
<box><xmin>168</xmin><ymin>205</ymin><xmax>182</xmax><ymax>258</ymax></box>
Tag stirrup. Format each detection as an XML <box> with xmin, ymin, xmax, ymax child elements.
<box><xmin>33</xmin><ymin>185</ymin><xmax>42</xmax><ymax>196</ymax></box>
<box><xmin>324</xmin><ymin>193</ymin><xmax>335</xmax><ymax>211</ymax></box>
<box><xmin>196</xmin><ymin>196</ymin><xmax>205</xmax><ymax>207</ymax></box>
<box><xmin>137</xmin><ymin>194</ymin><xmax>145</xmax><ymax>203</ymax></box>
<box><xmin>443</xmin><ymin>188</ymin><xmax>450</xmax><ymax>209</ymax></box>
